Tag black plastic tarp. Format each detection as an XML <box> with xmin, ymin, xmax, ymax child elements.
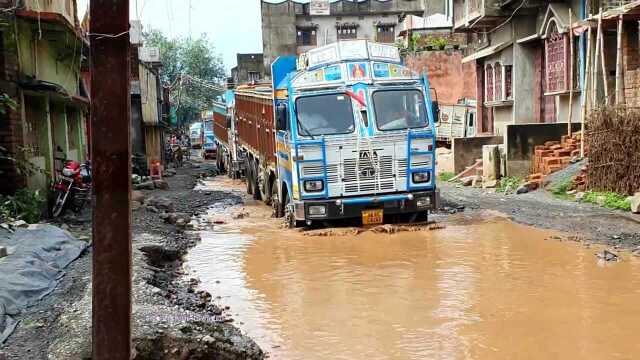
<box><xmin>0</xmin><ymin>225</ymin><xmax>87</xmax><ymax>344</ymax></box>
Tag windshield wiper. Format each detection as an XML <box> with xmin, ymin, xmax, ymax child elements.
<box><xmin>297</xmin><ymin>121</ymin><xmax>316</xmax><ymax>140</ymax></box>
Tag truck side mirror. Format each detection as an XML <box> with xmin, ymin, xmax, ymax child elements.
<box><xmin>276</xmin><ymin>103</ymin><xmax>288</xmax><ymax>131</ymax></box>
<box><xmin>432</xmin><ymin>101</ymin><xmax>440</xmax><ymax>123</ymax></box>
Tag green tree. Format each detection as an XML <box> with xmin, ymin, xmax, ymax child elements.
<box><xmin>144</xmin><ymin>29</ymin><xmax>226</xmax><ymax>126</ymax></box>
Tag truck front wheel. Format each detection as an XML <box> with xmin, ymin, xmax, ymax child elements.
<box><xmin>271</xmin><ymin>181</ymin><xmax>283</xmax><ymax>218</ymax></box>
<box><xmin>284</xmin><ymin>192</ymin><xmax>304</xmax><ymax>228</ymax></box>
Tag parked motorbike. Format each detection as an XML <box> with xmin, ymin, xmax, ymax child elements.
<box><xmin>51</xmin><ymin>160</ymin><xmax>92</xmax><ymax>218</ymax></box>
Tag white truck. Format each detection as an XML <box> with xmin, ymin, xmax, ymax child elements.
<box><xmin>435</xmin><ymin>99</ymin><xmax>477</xmax><ymax>143</ymax></box>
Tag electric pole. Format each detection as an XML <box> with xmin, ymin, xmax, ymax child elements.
<box><xmin>90</xmin><ymin>0</ymin><xmax>132</xmax><ymax>359</ymax></box>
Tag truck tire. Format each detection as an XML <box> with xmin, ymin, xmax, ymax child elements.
<box><xmin>246</xmin><ymin>159</ymin><xmax>254</xmax><ymax>195</ymax></box>
<box><xmin>252</xmin><ymin>162</ymin><xmax>261</xmax><ymax>201</ymax></box>
<box><xmin>271</xmin><ymin>180</ymin><xmax>283</xmax><ymax>218</ymax></box>
<box><xmin>258</xmin><ymin>171</ymin><xmax>269</xmax><ymax>204</ymax></box>
<box><xmin>284</xmin><ymin>192</ymin><xmax>304</xmax><ymax>228</ymax></box>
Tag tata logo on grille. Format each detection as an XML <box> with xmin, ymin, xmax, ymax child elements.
<box><xmin>359</xmin><ymin>150</ymin><xmax>378</xmax><ymax>177</ymax></box>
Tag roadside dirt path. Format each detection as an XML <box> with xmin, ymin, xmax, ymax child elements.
<box><xmin>439</xmin><ymin>182</ymin><xmax>640</xmax><ymax>250</ymax></box>
<box><xmin>1</xmin><ymin>161</ymin><xmax>264</xmax><ymax>360</ymax></box>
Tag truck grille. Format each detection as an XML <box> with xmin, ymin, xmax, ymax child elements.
<box><xmin>343</xmin><ymin>155</ymin><xmax>396</xmax><ymax>194</ymax></box>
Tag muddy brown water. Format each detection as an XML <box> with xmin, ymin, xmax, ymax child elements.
<box><xmin>187</xmin><ymin>177</ymin><xmax>640</xmax><ymax>360</ymax></box>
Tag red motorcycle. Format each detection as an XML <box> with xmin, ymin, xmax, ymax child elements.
<box><xmin>51</xmin><ymin>160</ymin><xmax>92</xmax><ymax>218</ymax></box>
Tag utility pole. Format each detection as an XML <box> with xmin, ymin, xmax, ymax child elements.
<box><xmin>90</xmin><ymin>1</ymin><xmax>132</xmax><ymax>359</ymax></box>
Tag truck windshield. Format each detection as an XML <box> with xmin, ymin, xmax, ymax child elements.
<box><xmin>373</xmin><ymin>90</ymin><xmax>428</xmax><ymax>131</ymax></box>
<box><xmin>295</xmin><ymin>94</ymin><xmax>355</xmax><ymax>136</ymax></box>
<box><xmin>204</xmin><ymin>121</ymin><xmax>213</xmax><ymax>132</ymax></box>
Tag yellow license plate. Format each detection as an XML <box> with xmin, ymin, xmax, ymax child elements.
<box><xmin>362</xmin><ymin>209</ymin><xmax>384</xmax><ymax>225</ymax></box>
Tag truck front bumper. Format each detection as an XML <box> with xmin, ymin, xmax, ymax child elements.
<box><xmin>293</xmin><ymin>191</ymin><xmax>437</xmax><ymax>221</ymax></box>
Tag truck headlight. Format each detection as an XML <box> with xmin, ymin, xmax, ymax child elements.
<box><xmin>308</xmin><ymin>205</ymin><xmax>327</xmax><ymax>217</ymax></box>
<box><xmin>304</xmin><ymin>180</ymin><xmax>324</xmax><ymax>192</ymax></box>
<box><xmin>412</xmin><ymin>171</ymin><xmax>431</xmax><ymax>184</ymax></box>
<box><xmin>416</xmin><ymin>197</ymin><xmax>431</xmax><ymax>208</ymax></box>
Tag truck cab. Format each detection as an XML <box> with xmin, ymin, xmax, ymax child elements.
<box><xmin>271</xmin><ymin>40</ymin><xmax>438</xmax><ymax>226</ymax></box>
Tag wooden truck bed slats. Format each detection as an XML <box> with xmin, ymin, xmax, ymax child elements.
<box><xmin>235</xmin><ymin>92</ymin><xmax>276</xmax><ymax>165</ymax></box>
<box><xmin>213</xmin><ymin>112</ymin><xmax>228</xmax><ymax>146</ymax></box>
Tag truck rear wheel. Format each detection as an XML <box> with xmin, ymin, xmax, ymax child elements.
<box><xmin>246</xmin><ymin>160</ymin><xmax>254</xmax><ymax>195</ymax></box>
<box><xmin>258</xmin><ymin>171</ymin><xmax>270</xmax><ymax>204</ymax></box>
<box><xmin>252</xmin><ymin>162</ymin><xmax>261</xmax><ymax>200</ymax></box>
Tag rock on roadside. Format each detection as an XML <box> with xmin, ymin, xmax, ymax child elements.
<box><xmin>146</xmin><ymin>197</ymin><xmax>175</xmax><ymax>213</ymax></box>
<box><xmin>630</xmin><ymin>192</ymin><xmax>640</xmax><ymax>214</ymax></box>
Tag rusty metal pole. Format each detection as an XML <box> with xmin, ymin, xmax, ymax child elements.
<box><xmin>90</xmin><ymin>1</ymin><xmax>132</xmax><ymax>359</ymax></box>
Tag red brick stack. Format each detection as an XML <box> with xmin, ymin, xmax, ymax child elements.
<box><xmin>571</xmin><ymin>166</ymin><xmax>589</xmax><ymax>191</ymax></box>
<box><xmin>528</xmin><ymin>132</ymin><xmax>584</xmax><ymax>184</ymax></box>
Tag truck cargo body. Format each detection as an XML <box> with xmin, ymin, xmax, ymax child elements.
<box><xmin>224</xmin><ymin>40</ymin><xmax>439</xmax><ymax>227</ymax></box>
<box><xmin>436</xmin><ymin>100</ymin><xmax>476</xmax><ymax>143</ymax></box>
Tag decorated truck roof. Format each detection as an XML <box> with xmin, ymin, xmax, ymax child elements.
<box><xmin>290</xmin><ymin>40</ymin><xmax>416</xmax><ymax>89</ymax></box>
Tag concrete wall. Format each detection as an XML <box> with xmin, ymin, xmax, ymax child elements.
<box><xmin>296</xmin><ymin>14</ymin><xmax>404</xmax><ymax>49</ymax></box>
<box><xmin>234</xmin><ymin>53</ymin><xmax>266</xmax><ymax>84</ymax></box>
<box><xmin>17</xmin><ymin>20</ymin><xmax>80</xmax><ymax>96</ymax></box>
<box><xmin>23</xmin><ymin>94</ymin><xmax>52</xmax><ymax>192</ymax></box>
<box><xmin>406</xmin><ymin>50</ymin><xmax>477</xmax><ymax>105</ymax></box>
<box><xmin>452</xmin><ymin>135</ymin><xmax>504</xmax><ymax>174</ymax></box>
<box><xmin>24</xmin><ymin>0</ymin><xmax>76</xmax><ymax>27</ymax></box>
<box><xmin>262</xmin><ymin>1</ymin><xmax>297</xmax><ymax>74</ymax></box>
<box><xmin>512</xmin><ymin>16</ymin><xmax>537</xmax><ymax>124</ymax></box>
<box><xmin>505</xmin><ymin>122</ymin><xmax>582</xmax><ymax>177</ymax></box>
<box><xmin>140</xmin><ymin>65</ymin><xmax>159</xmax><ymax>126</ymax></box>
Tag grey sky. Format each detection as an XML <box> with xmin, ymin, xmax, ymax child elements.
<box><xmin>77</xmin><ymin>0</ymin><xmax>268</xmax><ymax>71</ymax></box>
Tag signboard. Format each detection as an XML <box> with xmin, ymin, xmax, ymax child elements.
<box><xmin>368</xmin><ymin>42</ymin><xmax>401</xmax><ymax>63</ymax></box>
<box><xmin>307</xmin><ymin>43</ymin><xmax>339</xmax><ymax>68</ymax></box>
<box><xmin>339</xmin><ymin>41</ymin><xmax>369</xmax><ymax>61</ymax></box>
<box><xmin>310</xmin><ymin>0</ymin><xmax>330</xmax><ymax>15</ymax></box>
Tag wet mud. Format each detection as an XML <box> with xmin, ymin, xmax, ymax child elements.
<box><xmin>188</xmin><ymin>177</ymin><xmax>640</xmax><ymax>360</ymax></box>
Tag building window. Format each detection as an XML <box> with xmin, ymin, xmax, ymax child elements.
<box><xmin>485</xmin><ymin>64</ymin><xmax>494</xmax><ymax>102</ymax></box>
<box><xmin>485</xmin><ymin>62</ymin><xmax>513</xmax><ymax>103</ymax></box>
<box><xmin>297</xmin><ymin>28</ymin><xmax>317</xmax><ymax>46</ymax></box>
<box><xmin>505</xmin><ymin>65</ymin><xmax>513</xmax><ymax>100</ymax></box>
<box><xmin>248</xmin><ymin>71</ymin><xmax>260</xmax><ymax>83</ymax></box>
<box><xmin>376</xmin><ymin>25</ymin><xmax>395</xmax><ymax>43</ymax></box>
<box><xmin>337</xmin><ymin>27</ymin><xmax>357</xmax><ymax>40</ymax></box>
<box><xmin>494</xmin><ymin>63</ymin><xmax>503</xmax><ymax>101</ymax></box>
<box><xmin>545</xmin><ymin>23</ymin><xmax>567</xmax><ymax>93</ymax></box>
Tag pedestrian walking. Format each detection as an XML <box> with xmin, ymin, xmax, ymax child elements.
<box><xmin>175</xmin><ymin>145</ymin><xmax>184</xmax><ymax>168</ymax></box>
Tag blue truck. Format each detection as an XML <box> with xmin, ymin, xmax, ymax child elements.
<box><xmin>219</xmin><ymin>40</ymin><xmax>439</xmax><ymax>227</ymax></box>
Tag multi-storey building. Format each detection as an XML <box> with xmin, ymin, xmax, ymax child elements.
<box><xmin>231</xmin><ymin>53</ymin><xmax>267</xmax><ymax>85</ymax></box>
<box><xmin>453</xmin><ymin>0</ymin><xmax>640</xmax><ymax>175</ymax></box>
<box><xmin>261</xmin><ymin>0</ymin><xmax>429</xmax><ymax>75</ymax></box>
<box><xmin>0</xmin><ymin>0</ymin><xmax>90</xmax><ymax>195</ymax></box>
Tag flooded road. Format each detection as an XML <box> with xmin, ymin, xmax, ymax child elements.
<box><xmin>188</xmin><ymin>177</ymin><xmax>640</xmax><ymax>360</ymax></box>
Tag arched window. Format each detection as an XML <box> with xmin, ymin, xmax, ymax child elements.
<box><xmin>545</xmin><ymin>21</ymin><xmax>567</xmax><ymax>93</ymax></box>
<box><xmin>485</xmin><ymin>64</ymin><xmax>494</xmax><ymax>102</ymax></box>
<box><xmin>495</xmin><ymin>63</ymin><xmax>503</xmax><ymax>101</ymax></box>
